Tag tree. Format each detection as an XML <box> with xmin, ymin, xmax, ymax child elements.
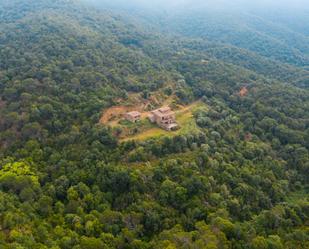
<box><xmin>159</xmin><ymin>179</ymin><xmax>187</xmax><ymax>209</ymax></box>
<box><xmin>251</xmin><ymin>236</ymin><xmax>268</xmax><ymax>249</ymax></box>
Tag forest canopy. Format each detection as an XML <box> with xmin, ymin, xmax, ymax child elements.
<box><xmin>0</xmin><ymin>0</ymin><xmax>308</xmax><ymax>248</ymax></box>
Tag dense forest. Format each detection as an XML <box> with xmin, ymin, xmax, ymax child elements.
<box><xmin>0</xmin><ymin>0</ymin><xmax>308</xmax><ymax>248</ymax></box>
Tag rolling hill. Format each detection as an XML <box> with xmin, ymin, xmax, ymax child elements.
<box><xmin>0</xmin><ymin>0</ymin><xmax>308</xmax><ymax>248</ymax></box>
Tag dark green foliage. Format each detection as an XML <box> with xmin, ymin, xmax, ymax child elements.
<box><xmin>0</xmin><ymin>0</ymin><xmax>308</xmax><ymax>248</ymax></box>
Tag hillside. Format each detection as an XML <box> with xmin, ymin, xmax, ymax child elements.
<box><xmin>165</xmin><ymin>9</ymin><xmax>309</xmax><ymax>67</ymax></box>
<box><xmin>0</xmin><ymin>0</ymin><xmax>308</xmax><ymax>248</ymax></box>
<box><xmin>155</xmin><ymin>2</ymin><xmax>309</xmax><ymax>68</ymax></box>
<box><xmin>87</xmin><ymin>0</ymin><xmax>309</xmax><ymax>87</ymax></box>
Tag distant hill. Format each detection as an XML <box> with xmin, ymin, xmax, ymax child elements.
<box><xmin>85</xmin><ymin>1</ymin><xmax>309</xmax><ymax>68</ymax></box>
<box><xmin>86</xmin><ymin>0</ymin><xmax>309</xmax><ymax>86</ymax></box>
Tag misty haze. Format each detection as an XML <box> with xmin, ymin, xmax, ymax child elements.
<box><xmin>0</xmin><ymin>0</ymin><xmax>308</xmax><ymax>248</ymax></box>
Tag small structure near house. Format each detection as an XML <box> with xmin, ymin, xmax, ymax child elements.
<box><xmin>148</xmin><ymin>106</ymin><xmax>178</xmax><ymax>131</ymax></box>
<box><xmin>124</xmin><ymin>111</ymin><xmax>141</xmax><ymax>123</ymax></box>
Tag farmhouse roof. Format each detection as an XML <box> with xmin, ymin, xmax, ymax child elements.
<box><xmin>151</xmin><ymin>107</ymin><xmax>174</xmax><ymax>117</ymax></box>
<box><xmin>126</xmin><ymin>111</ymin><xmax>141</xmax><ymax>117</ymax></box>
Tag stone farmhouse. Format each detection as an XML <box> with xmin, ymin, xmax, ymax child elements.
<box><xmin>148</xmin><ymin>106</ymin><xmax>178</xmax><ymax>131</ymax></box>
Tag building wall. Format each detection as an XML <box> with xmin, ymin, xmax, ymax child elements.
<box><xmin>125</xmin><ymin>114</ymin><xmax>140</xmax><ymax>123</ymax></box>
<box><xmin>149</xmin><ymin>109</ymin><xmax>177</xmax><ymax>130</ymax></box>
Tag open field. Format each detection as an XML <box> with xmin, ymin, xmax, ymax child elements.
<box><xmin>99</xmin><ymin>87</ymin><xmax>208</xmax><ymax>142</ymax></box>
<box><xmin>120</xmin><ymin>101</ymin><xmax>207</xmax><ymax>142</ymax></box>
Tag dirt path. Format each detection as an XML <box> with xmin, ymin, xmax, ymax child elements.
<box><xmin>100</xmin><ymin>103</ymin><xmax>150</xmax><ymax>125</ymax></box>
<box><xmin>100</xmin><ymin>106</ymin><xmax>130</xmax><ymax>124</ymax></box>
<box><xmin>175</xmin><ymin>101</ymin><xmax>200</xmax><ymax>114</ymax></box>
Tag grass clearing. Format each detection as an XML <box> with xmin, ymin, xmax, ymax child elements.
<box><xmin>120</xmin><ymin>101</ymin><xmax>207</xmax><ymax>142</ymax></box>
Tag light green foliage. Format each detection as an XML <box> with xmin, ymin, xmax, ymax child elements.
<box><xmin>153</xmin><ymin>222</ymin><xmax>229</xmax><ymax>249</ymax></box>
<box><xmin>0</xmin><ymin>161</ymin><xmax>38</xmax><ymax>185</ymax></box>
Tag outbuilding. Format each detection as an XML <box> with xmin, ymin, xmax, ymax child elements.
<box><xmin>124</xmin><ymin>111</ymin><xmax>141</xmax><ymax>123</ymax></box>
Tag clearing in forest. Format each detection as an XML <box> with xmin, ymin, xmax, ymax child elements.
<box><xmin>120</xmin><ymin>101</ymin><xmax>206</xmax><ymax>142</ymax></box>
<box><xmin>99</xmin><ymin>87</ymin><xmax>207</xmax><ymax>142</ymax></box>
<box><xmin>100</xmin><ymin>91</ymin><xmax>176</xmax><ymax>127</ymax></box>
<box><xmin>100</xmin><ymin>105</ymin><xmax>147</xmax><ymax>126</ymax></box>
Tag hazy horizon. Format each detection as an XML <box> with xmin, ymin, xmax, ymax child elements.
<box><xmin>82</xmin><ymin>0</ymin><xmax>309</xmax><ymax>10</ymax></box>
